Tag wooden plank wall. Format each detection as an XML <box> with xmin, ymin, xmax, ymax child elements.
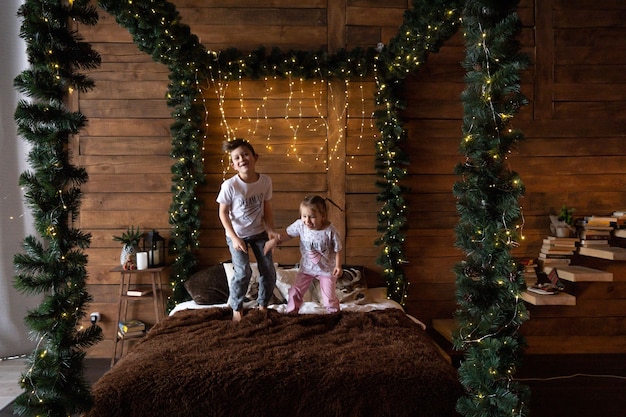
<box><xmin>397</xmin><ymin>0</ymin><xmax>626</xmax><ymax>353</ymax></box>
<box><xmin>76</xmin><ymin>0</ymin><xmax>408</xmax><ymax>357</ymax></box>
<box><xmin>73</xmin><ymin>0</ymin><xmax>626</xmax><ymax>356</ymax></box>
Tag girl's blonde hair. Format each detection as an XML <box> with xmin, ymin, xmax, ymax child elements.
<box><xmin>300</xmin><ymin>195</ymin><xmax>328</xmax><ymax>217</ymax></box>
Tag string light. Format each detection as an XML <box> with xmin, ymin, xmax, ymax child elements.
<box><xmin>202</xmin><ymin>59</ymin><xmax>375</xmax><ymax>171</ymax></box>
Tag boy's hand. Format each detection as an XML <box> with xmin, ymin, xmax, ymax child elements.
<box><xmin>232</xmin><ymin>236</ymin><xmax>247</xmax><ymax>253</ymax></box>
<box><xmin>268</xmin><ymin>231</ymin><xmax>281</xmax><ymax>241</ymax></box>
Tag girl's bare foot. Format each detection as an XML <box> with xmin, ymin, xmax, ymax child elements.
<box><xmin>232</xmin><ymin>310</ymin><xmax>242</xmax><ymax>322</ymax></box>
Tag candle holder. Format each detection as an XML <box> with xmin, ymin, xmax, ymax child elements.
<box><xmin>143</xmin><ymin>230</ymin><xmax>165</xmax><ymax>267</ymax></box>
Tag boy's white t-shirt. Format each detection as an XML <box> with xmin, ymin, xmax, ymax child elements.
<box><xmin>286</xmin><ymin>219</ymin><xmax>342</xmax><ymax>276</ymax></box>
<box><xmin>216</xmin><ymin>174</ymin><xmax>272</xmax><ymax>239</ymax></box>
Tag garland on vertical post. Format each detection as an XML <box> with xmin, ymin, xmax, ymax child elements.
<box><xmin>453</xmin><ymin>0</ymin><xmax>530</xmax><ymax>415</ymax></box>
<box><xmin>12</xmin><ymin>1</ymin><xmax>102</xmax><ymax>416</ymax></box>
<box><xmin>374</xmin><ymin>0</ymin><xmax>462</xmax><ymax>303</ymax></box>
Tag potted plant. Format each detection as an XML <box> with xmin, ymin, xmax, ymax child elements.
<box><xmin>550</xmin><ymin>206</ymin><xmax>576</xmax><ymax>237</ymax></box>
<box><xmin>113</xmin><ymin>226</ymin><xmax>142</xmax><ymax>266</ymax></box>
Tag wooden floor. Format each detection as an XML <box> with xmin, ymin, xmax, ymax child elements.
<box><xmin>0</xmin><ymin>358</ymin><xmax>26</xmax><ymax>411</ymax></box>
<box><xmin>0</xmin><ymin>357</ymin><xmax>109</xmax><ymax>416</ymax></box>
<box><xmin>1</xmin><ymin>355</ymin><xmax>625</xmax><ymax>416</ymax></box>
<box><xmin>516</xmin><ymin>354</ymin><xmax>626</xmax><ymax>417</ymax></box>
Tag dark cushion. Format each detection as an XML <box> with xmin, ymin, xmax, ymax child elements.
<box><xmin>184</xmin><ymin>264</ymin><xmax>229</xmax><ymax>305</ymax></box>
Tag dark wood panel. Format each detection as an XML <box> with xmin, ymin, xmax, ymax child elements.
<box><xmin>74</xmin><ymin>0</ymin><xmax>626</xmax><ymax>356</ymax></box>
<box><xmin>174</xmin><ymin>0</ymin><xmax>327</xmax><ymax>8</ymax></box>
<box><xmin>554</xmin><ymin>8</ymin><xmax>626</xmax><ymax>27</ymax></box>
<box><xmin>179</xmin><ymin>7</ymin><xmax>327</xmax><ymax>26</ymax></box>
<box><xmin>82</xmin><ymin>118</ymin><xmax>173</xmax><ymax>136</ymax></box>
<box><xmin>79</xmin><ymin>137</ymin><xmax>172</xmax><ymax>156</ymax></box>
<box><xmin>555</xmin><ymin>68</ymin><xmax>626</xmax><ymax>86</ymax></box>
<box><xmin>554</xmin><ymin>102</ymin><xmax>626</xmax><ymax>120</ymax></box>
<box><xmin>346</xmin><ymin>6</ymin><xmax>404</xmax><ymax>26</ymax></box>
<box><xmin>80</xmin><ymin>99</ymin><xmax>170</xmax><ymax>118</ymax></box>
<box><xmin>82</xmin><ymin>80</ymin><xmax>173</xmax><ymax>100</ymax></box>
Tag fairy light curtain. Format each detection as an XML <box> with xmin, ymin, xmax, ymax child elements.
<box><xmin>202</xmin><ymin>69</ymin><xmax>376</xmax><ymax>174</ymax></box>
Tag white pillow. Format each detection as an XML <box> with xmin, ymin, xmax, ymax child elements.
<box><xmin>223</xmin><ymin>262</ymin><xmax>281</xmax><ymax>305</ymax></box>
<box><xmin>274</xmin><ymin>267</ymin><xmax>315</xmax><ymax>303</ymax></box>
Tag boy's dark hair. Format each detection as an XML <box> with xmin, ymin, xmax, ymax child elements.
<box><xmin>222</xmin><ymin>138</ymin><xmax>257</xmax><ymax>156</ymax></box>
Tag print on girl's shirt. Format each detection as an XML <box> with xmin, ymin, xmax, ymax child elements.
<box><xmin>302</xmin><ymin>238</ymin><xmax>331</xmax><ymax>266</ymax></box>
<box><xmin>305</xmin><ymin>248</ymin><xmax>323</xmax><ymax>265</ymax></box>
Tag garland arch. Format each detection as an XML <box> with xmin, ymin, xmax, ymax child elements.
<box><xmin>94</xmin><ymin>0</ymin><xmax>465</xmax><ymax>307</ymax></box>
<box><xmin>13</xmin><ymin>0</ymin><xmax>529</xmax><ymax>416</ymax></box>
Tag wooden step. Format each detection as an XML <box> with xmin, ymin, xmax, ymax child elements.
<box><xmin>544</xmin><ymin>265</ymin><xmax>613</xmax><ymax>282</ymax></box>
<box><xmin>521</xmin><ymin>290</ymin><xmax>576</xmax><ymax>305</ymax></box>
<box><xmin>432</xmin><ymin>318</ymin><xmax>457</xmax><ymax>344</ymax></box>
<box><xmin>578</xmin><ymin>246</ymin><xmax>626</xmax><ymax>260</ymax></box>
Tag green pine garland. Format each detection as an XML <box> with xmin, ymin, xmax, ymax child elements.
<box><xmin>12</xmin><ymin>1</ymin><xmax>102</xmax><ymax>416</ymax></box>
<box><xmin>95</xmin><ymin>0</ymin><xmax>464</xmax><ymax>310</ymax></box>
<box><xmin>374</xmin><ymin>0</ymin><xmax>463</xmax><ymax>303</ymax></box>
<box><xmin>453</xmin><ymin>0</ymin><xmax>530</xmax><ymax>415</ymax></box>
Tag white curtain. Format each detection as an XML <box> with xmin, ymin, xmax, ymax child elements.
<box><xmin>0</xmin><ymin>0</ymin><xmax>39</xmax><ymax>359</ymax></box>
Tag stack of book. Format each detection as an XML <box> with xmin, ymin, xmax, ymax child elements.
<box><xmin>612</xmin><ymin>210</ymin><xmax>626</xmax><ymax>238</ymax></box>
<box><xmin>118</xmin><ymin>319</ymin><xmax>146</xmax><ymax>338</ymax></box>
<box><xmin>537</xmin><ymin>236</ymin><xmax>578</xmax><ymax>267</ymax></box>
<box><xmin>578</xmin><ymin>215</ymin><xmax>615</xmax><ymax>246</ymax></box>
<box><xmin>516</xmin><ymin>258</ymin><xmax>538</xmax><ymax>287</ymax></box>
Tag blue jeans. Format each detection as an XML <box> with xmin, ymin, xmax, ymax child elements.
<box><xmin>226</xmin><ymin>232</ymin><xmax>276</xmax><ymax>311</ymax></box>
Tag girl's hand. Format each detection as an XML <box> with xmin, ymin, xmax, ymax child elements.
<box><xmin>333</xmin><ymin>266</ymin><xmax>342</xmax><ymax>277</ymax></box>
<box><xmin>263</xmin><ymin>238</ymin><xmax>279</xmax><ymax>255</ymax></box>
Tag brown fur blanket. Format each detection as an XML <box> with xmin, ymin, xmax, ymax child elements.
<box><xmin>86</xmin><ymin>308</ymin><xmax>462</xmax><ymax>417</ymax></box>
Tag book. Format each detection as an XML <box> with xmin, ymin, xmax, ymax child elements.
<box><xmin>537</xmin><ymin>257</ymin><xmax>571</xmax><ymax>266</ymax></box>
<box><xmin>584</xmin><ymin>215</ymin><xmax>617</xmax><ymax>227</ymax></box>
<box><xmin>578</xmin><ymin>230</ymin><xmax>611</xmax><ymax>240</ymax></box>
<box><xmin>527</xmin><ymin>286</ymin><xmax>558</xmax><ymax>295</ymax></box>
<box><xmin>614</xmin><ymin>229</ymin><xmax>626</xmax><ymax>239</ymax></box>
<box><xmin>538</xmin><ymin>252</ymin><xmax>572</xmax><ymax>260</ymax></box>
<box><xmin>118</xmin><ymin>329</ymin><xmax>145</xmax><ymax>339</ymax></box>
<box><xmin>542</xmin><ymin>240</ymin><xmax>577</xmax><ymax>249</ymax></box>
<box><xmin>119</xmin><ymin>319</ymin><xmax>145</xmax><ymax>333</ymax></box>
<box><xmin>545</xmin><ymin>236</ymin><xmax>579</xmax><ymax>245</ymax></box>
<box><xmin>539</xmin><ymin>247</ymin><xmax>574</xmax><ymax>255</ymax></box>
<box><xmin>127</xmin><ymin>287</ymin><xmax>152</xmax><ymax>297</ymax></box>
<box><xmin>579</xmin><ymin>239</ymin><xmax>609</xmax><ymax>247</ymax></box>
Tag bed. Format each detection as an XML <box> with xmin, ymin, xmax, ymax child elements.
<box><xmin>85</xmin><ymin>265</ymin><xmax>462</xmax><ymax>417</ymax></box>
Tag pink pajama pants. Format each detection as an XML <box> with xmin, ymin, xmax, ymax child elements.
<box><xmin>287</xmin><ymin>271</ymin><xmax>339</xmax><ymax>313</ymax></box>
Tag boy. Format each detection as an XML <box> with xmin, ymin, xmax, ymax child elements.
<box><xmin>216</xmin><ymin>138</ymin><xmax>279</xmax><ymax>322</ymax></box>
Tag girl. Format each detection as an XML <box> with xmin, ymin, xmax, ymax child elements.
<box><xmin>265</xmin><ymin>195</ymin><xmax>342</xmax><ymax>313</ymax></box>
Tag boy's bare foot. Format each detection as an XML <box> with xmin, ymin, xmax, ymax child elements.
<box><xmin>232</xmin><ymin>310</ymin><xmax>242</xmax><ymax>323</ymax></box>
